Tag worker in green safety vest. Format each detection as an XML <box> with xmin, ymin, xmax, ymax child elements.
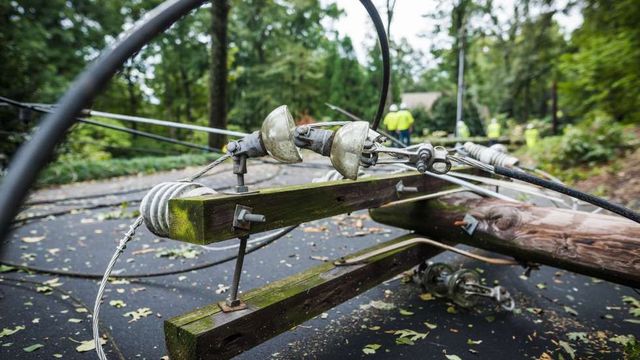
<box><xmin>525</xmin><ymin>123</ymin><xmax>540</xmax><ymax>148</ymax></box>
<box><xmin>487</xmin><ymin>118</ymin><xmax>501</xmax><ymax>145</ymax></box>
<box><xmin>383</xmin><ymin>104</ymin><xmax>400</xmax><ymax>139</ymax></box>
<box><xmin>456</xmin><ymin>121</ymin><xmax>470</xmax><ymax>139</ymax></box>
<box><xmin>396</xmin><ymin>103</ymin><xmax>415</xmax><ymax>146</ymax></box>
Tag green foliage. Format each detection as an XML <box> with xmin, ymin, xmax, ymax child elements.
<box><xmin>559</xmin><ymin>0</ymin><xmax>640</xmax><ymax>123</ymax></box>
<box><xmin>38</xmin><ymin>153</ymin><xmax>218</xmax><ymax>187</ymax></box>
<box><xmin>429</xmin><ymin>94</ymin><xmax>483</xmax><ymax>135</ymax></box>
<box><xmin>528</xmin><ymin>112</ymin><xmax>633</xmax><ymax>171</ymax></box>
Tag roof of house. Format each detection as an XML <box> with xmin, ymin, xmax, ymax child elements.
<box><xmin>401</xmin><ymin>92</ymin><xmax>441</xmax><ymax>111</ymax></box>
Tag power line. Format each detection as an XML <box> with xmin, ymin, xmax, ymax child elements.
<box><xmin>0</xmin><ymin>96</ymin><xmax>219</xmax><ymax>153</ymax></box>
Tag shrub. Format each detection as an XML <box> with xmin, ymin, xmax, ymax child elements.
<box><xmin>38</xmin><ymin>153</ymin><xmax>219</xmax><ymax>187</ymax></box>
<box><xmin>529</xmin><ymin>111</ymin><xmax>633</xmax><ymax>170</ymax></box>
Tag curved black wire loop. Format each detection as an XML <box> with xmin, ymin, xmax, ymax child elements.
<box><xmin>360</xmin><ymin>0</ymin><xmax>391</xmax><ymax>131</ymax></box>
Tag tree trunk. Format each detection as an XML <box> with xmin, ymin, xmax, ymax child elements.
<box><xmin>370</xmin><ymin>192</ymin><xmax>640</xmax><ymax>288</ymax></box>
<box><xmin>551</xmin><ymin>79</ymin><xmax>558</xmax><ymax>135</ymax></box>
<box><xmin>209</xmin><ymin>0</ymin><xmax>230</xmax><ymax>149</ymax></box>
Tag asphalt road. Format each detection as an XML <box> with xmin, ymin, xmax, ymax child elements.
<box><xmin>1</xmin><ymin>156</ymin><xmax>638</xmax><ymax>359</ymax></box>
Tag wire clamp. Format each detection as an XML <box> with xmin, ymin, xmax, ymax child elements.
<box><xmin>460</xmin><ymin>214</ymin><xmax>478</xmax><ymax>235</ymax></box>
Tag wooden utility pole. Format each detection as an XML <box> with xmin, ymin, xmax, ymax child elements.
<box><xmin>209</xmin><ymin>0</ymin><xmax>230</xmax><ymax>149</ymax></box>
<box><xmin>453</xmin><ymin>0</ymin><xmax>468</xmax><ymax>137</ymax></box>
<box><xmin>370</xmin><ymin>192</ymin><xmax>640</xmax><ymax>287</ymax></box>
<box><xmin>384</xmin><ymin>0</ymin><xmax>397</xmax><ymax>108</ymax></box>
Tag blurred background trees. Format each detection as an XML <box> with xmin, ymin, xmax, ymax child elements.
<box><xmin>0</xmin><ymin>0</ymin><xmax>638</xmax><ymax>168</ymax></box>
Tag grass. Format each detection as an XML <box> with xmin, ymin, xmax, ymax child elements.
<box><xmin>37</xmin><ymin>152</ymin><xmax>220</xmax><ymax>187</ymax></box>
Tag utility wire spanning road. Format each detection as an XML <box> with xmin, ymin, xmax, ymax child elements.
<box><xmin>0</xmin><ymin>157</ymin><xmax>637</xmax><ymax>359</ymax></box>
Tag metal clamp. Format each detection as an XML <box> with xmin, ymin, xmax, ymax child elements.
<box><xmin>416</xmin><ymin>262</ymin><xmax>515</xmax><ymax>311</ymax></box>
<box><xmin>461</xmin><ymin>214</ymin><xmax>478</xmax><ymax>235</ymax></box>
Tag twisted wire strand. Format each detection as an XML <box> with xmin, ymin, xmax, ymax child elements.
<box><xmin>93</xmin><ymin>153</ymin><xmax>230</xmax><ymax>359</ymax></box>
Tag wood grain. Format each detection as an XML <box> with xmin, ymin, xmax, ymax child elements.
<box><xmin>168</xmin><ymin>171</ymin><xmax>459</xmax><ymax>244</ymax></box>
<box><xmin>370</xmin><ymin>192</ymin><xmax>640</xmax><ymax>287</ymax></box>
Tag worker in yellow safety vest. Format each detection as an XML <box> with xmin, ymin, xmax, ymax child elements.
<box><xmin>396</xmin><ymin>103</ymin><xmax>415</xmax><ymax>146</ymax></box>
<box><xmin>456</xmin><ymin>121</ymin><xmax>470</xmax><ymax>139</ymax></box>
<box><xmin>525</xmin><ymin>123</ymin><xmax>540</xmax><ymax>148</ymax></box>
<box><xmin>487</xmin><ymin>118</ymin><xmax>501</xmax><ymax>145</ymax></box>
<box><xmin>383</xmin><ymin>104</ymin><xmax>400</xmax><ymax>139</ymax></box>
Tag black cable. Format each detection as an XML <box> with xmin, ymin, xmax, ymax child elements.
<box><xmin>360</xmin><ymin>0</ymin><xmax>390</xmax><ymax>131</ymax></box>
<box><xmin>494</xmin><ymin>165</ymin><xmax>640</xmax><ymax>224</ymax></box>
<box><xmin>0</xmin><ymin>225</ymin><xmax>292</xmax><ymax>279</ymax></box>
<box><xmin>0</xmin><ymin>277</ymin><xmax>126</xmax><ymax>360</ymax></box>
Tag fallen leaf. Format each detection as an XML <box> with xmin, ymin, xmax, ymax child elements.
<box><xmin>310</xmin><ymin>255</ymin><xmax>329</xmax><ymax>262</ymax></box>
<box><xmin>399</xmin><ymin>308</ymin><xmax>414</xmax><ymax>316</ymax></box>
<box><xmin>360</xmin><ymin>300</ymin><xmax>395</xmax><ymax>311</ymax></box>
<box><xmin>362</xmin><ymin>343</ymin><xmax>381</xmax><ymax>355</ymax></box>
<box><xmin>302</xmin><ymin>226</ymin><xmax>328</xmax><ymax>233</ymax></box>
<box><xmin>0</xmin><ymin>265</ymin><xmax>15</xmax><ymax>273</ymax></box>
<box><xmin>566</xmin><ymin>332</ymin><xmax>589</xmax><ymax>343</ymax></box>
<box><xmin>419</xmin><ymin>293</ymin><xmax>434</xmax><ymax>301</ymax></box>
<box><xmin>109</xmin><ymin>300</ymin><xmax>126</xmax><ymax>308</ymax></box>
<box><xmin>558</xmin><ymin>340</ymin><xmax>576</xmax><ymax>360</ymax></box>
<box><xmin>21</xmin><ymin>236</ymin><xmax>45</xmax><ymax>243</ymax></box>
<box><xmin>394</xmin><ymin>329</ymin><xmax>428</xmax><ymax>342</ymax></box>
<box><xmin>445</xmin><ymin>354</ymin><xmax>462</xmax><ymax>360</ymax></box>
<box><xmin>467</xmin><ymin>339</ymin><xmax>482</xmax><ymax>345</ymax></box>
<box><xmin>75</xmin><ymin>338</ymin><xmax>106</xmax><ymax>352</ymax></box>
<box><xmin>0</xmin><ymin>325</ymin><xmax>25</xmax><ymax>338</ymax></box>
<box><xmin>23</xmin><ymin>343</ymin><xmax>44</xmax><ymax>352</ymax></box>
<box><xmin>124</xmin><ymin>307</ymin><xmax>153</xmax><ymax>322</ymax></box>
<box><xmin>609</xmin><ymin>334</ymin><xmax>636</xmax><ymax>347</ymax></box>
<box><xmin>424</xmin><ymin>321</ymin><xmax>438</xmax><ymax>330</ymax></box>
<box><xmin>564</xmin><ymin>306</ymin><xmax>578</xmax><ymax>316</ymax></box>
<box><xmin>68</xmin><ymin>318</ymin><xmax>82</xmax><ymax>323</ymax></box>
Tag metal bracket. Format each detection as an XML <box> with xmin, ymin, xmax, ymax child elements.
<box><xmin>461</xmin><ymin>214</ymin><xmax>478</xmax><ymax>235</ymax></box>
<box><xmin>218</xmin><ymin>300</ymin><xmax>248</xmax><ymax>313</ymax></box>
<box><xmin>233</xmin><ymin>205</ymin><xmax>266</xmax><ymax>231</ymax></box>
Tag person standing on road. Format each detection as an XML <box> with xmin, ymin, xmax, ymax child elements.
<box><xmin>456</xmin><ymin>120</ymin><xmax>470</xmax><ymax>139</ymax></box>
<box><xmin>487</xmin><ymin>118</ymin><xmax>501</xmax><ymax>145</ymax></box>
<box><xmin>383</xmin><ymin>104</ymin><xmax>400</xmax><ymax>139</ymax></box>
<box><xmin>525</xmin><ymin>123</ymin><xmax>540</xmax><ymax>148</ymax></box>
<box><xmin>397</xmin><ymin>103</ymin><xmax>415</xmax><ymax>146</ymax></box>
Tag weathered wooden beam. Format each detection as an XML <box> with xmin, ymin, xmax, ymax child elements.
<box><xmin>164</xmin><ymin>234</ymin><xmax>447</xmax><ymax>359</ymax></box>
<box><xmin>370</xmin><ymin>192</ymin><xmax>640</xmax><ymax>287</ymax></box>
<box><xmin>169</xmin><ymin>171</ymin><xmax>459</xmax><ymax>244</ymax></box>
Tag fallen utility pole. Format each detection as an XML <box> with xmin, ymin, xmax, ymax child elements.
<box><xmin>370</xmin><ymin>192</ymin><xmax>640</xmax><ymax>288</ymax></box>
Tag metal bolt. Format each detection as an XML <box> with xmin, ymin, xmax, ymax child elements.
<box><xmin>239</xmin><ymin>209</ymin><xmax>266</xmax><ymax>223</ymax></box>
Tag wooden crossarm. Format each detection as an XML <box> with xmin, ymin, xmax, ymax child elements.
<box><xmin>168</xmin><ymin>171</ymin><xmax>458</xmax><ymax>244</ymax></box>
